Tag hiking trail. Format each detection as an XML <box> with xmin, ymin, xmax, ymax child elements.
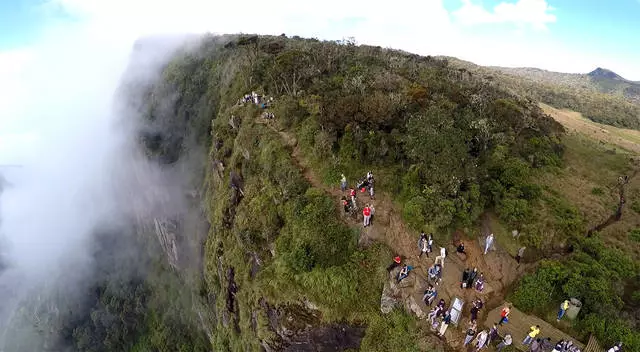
<box><xmin>256</xmin><ymin>116</ymin><xmax>533</xmax><ymax>345</ymax></box>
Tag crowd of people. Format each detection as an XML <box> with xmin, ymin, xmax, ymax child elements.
<box><xmin>460</xmin><ymin>267</ymin><xmax>485</xmax><ymax>292</ymax></box>
<box><xmin>387</xmin><ymin>237</ymin><xmax>596</xmax><ymax>352</ymax></box>
<box><xmin>337</xmin><ymin>170</ymin><xmax>620</xmax><ymax>352</ymax></box>
<box><xmin>239</xmin><ymin>91</ymin><xmax>274</xmax><ymax>108</ymax></box>
<box><xmin>242</xmin><ymin>91</ymin><xmax>625</xmax><ymax>352</ymax></box>
<box><xmin>339</xmin><ymin>171</ymin><xmax>376</xmax><ymax>227</ymax></box>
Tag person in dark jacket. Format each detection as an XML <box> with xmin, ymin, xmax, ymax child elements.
<box><xmin>461</xmin><ymin>268</ymin><xmax>471</xmax><ymax>288</ymax></box>
<box><xmin>341</xmin><ymin>196</ymin><xmax>350</xmax><ymax>213</ymax></box>
<box><xmin>467</xmin><ymin>267</ymin><xmax>478</xmax><ymax>289</ymax></box>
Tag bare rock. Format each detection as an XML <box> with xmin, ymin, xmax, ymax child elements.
<box><xmin>406</xmin><ymin>295</ymin><xmax>427</xmax><ymax>320</ymax></box>
<box><xmin>380</xmin><ymin>281</ymin><xmax>401</xmax><ymax>314</ymax></box>
<box><xmin>397</xmin><ymin>274</ymin><xmax>415</xmax><ymax>289</ymax></box>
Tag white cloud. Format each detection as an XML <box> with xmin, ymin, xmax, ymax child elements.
<box><xmin>22</xmin><ymin>0</ymin><xmax>636</xmax><ymax>79</ymax></box>
<box><xmin>453</xmin><ymin>0</ymin><xmax>556</xmax><ymax>30</ymax></box>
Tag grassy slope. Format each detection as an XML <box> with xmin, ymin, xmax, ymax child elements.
<box><xmin>494</xmin><ymin>66</ymin><xmax>640</xmax><ymax>103</ymax></box>
<box><xmin>540</xmin><ymin>105</ymin><xmax>640</xmax><ymax>260</ymax></box>
<box><xmin>444</xmin><ymin>57</ymin><xmax>640</xmax><ymax>129</ymax></box>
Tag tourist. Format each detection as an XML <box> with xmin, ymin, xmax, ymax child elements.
<box><xmin>438</xmin><ymin>310</ymin><xmax>452</xmax><ymax>337</ymax></box>
<box><xmin>522</xmin><ymin>325</ymin><xmax>541</xmax><ymax>345</ymax></box>
<box><xmin>516</xmin><ymin>246</ymin><xmax>526</xmax><ymax>263</ymax></box>
<box><xmin>397</xmin><ymin>264</ymin><xmax>413</xmax><ymax>283</ymax></box>
<box><xmin>497</xmin><ymin>334</ymin><xmax>513</xmax><ymax>352</ymax></box>
<box><xmin>464</xmin><ymin>322</ymin><xmax>477</xmax><ymax>346</ymax></box>
<box><xmin>363</xmin><ymin>204</ymin><xmax>372</xmax><ymax>227</ymax></box>
<box><xmin>498</xmin><ymin>305</ymin><xmax>511</xmax><ymax>325</ymax></box>
<box><xmin>484</xmin><ymin>233</ymin><xmax>494</xmax><ymax>255</ymax></box>
<box><xmin>475</xmin><ymin>273</ymin><xmax>485</xmax><ymax>292</ymax></box>
<box><xmin>467</xmin><ymin>267</ymin><xmax>478</xmax><ymax>289</ymax></box>
<box><xmin>557</xmin><ymin>299</ymin><xmax>570</xmax><ymax>321</ymax></box>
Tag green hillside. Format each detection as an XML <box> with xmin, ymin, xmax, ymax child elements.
<box><xmin>8</xmin><ymin>34</ymin><xmax>640</xmax><ymax>352</ymax></box>
<box><xmin>157</xmin><ymin>33</ymin><xmax>565</xmax><ymax>351</ymax></box>
<box><xmin>445</xmin><ymin>58</ymin><xmax>640</xmax><ymax>129</ymax></box>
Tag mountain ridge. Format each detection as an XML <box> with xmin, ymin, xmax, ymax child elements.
<box><xmin>494</xmin><ymin>65</ymin><xmax>640</xmax><ymax>104</ymax></box>
<box><xmin>442</xmin><ymin>56</ymin><xmax>640</xmax><ymax>128</ymax></box>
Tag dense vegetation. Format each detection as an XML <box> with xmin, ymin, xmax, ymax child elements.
<box><xmin>137</xmin><ymin>33</ymin><xmax>573</xmax><ymax>350</ymax></box>
<box><xmin>511</xmin><ymin>236</ymin><xmax>640</xmax><ymax>349</ymax></box>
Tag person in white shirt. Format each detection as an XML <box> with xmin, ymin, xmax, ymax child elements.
<box><xmin>484</xmin><ymin>233</ymin><xmax>494</xmax><ymax>255</ymax></box>
<box><xmin>435</xmin><ymin>246</ymin><xmax>446</xmax><ymax>267</ymax></box>
<box><xmin>496</xmin><ymin>334</ymin><xmax>512</xmax><ymax>352</ymax></box>
<box><xmin>607</xmin><ymin>342</ymin><xmax>622</xmax><ymax>352</ymax></box>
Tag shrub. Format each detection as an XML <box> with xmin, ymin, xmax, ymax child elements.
<box><xmin>510</xmin><ymin>260</ymin><xmax>568</xmax><ymax>313</ymax></box>
<box><xmin>403</xmin><ymin>196</ymin><xmax>427</xmax><ymax>231</ymax></box>
<box><xmin>359</xmin><ymin>311</ymin><xmax>420</xmax><ymax>352</ymax></box>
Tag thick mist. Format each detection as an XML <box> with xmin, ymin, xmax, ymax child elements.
<box><xmin>0</xmin><ymin>27</ymin><xmax>193</xmax><ymax>349</ymax></box>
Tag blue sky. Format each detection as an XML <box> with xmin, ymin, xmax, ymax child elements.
<box><xmin>0</xmin><ymin>0</ymin><xmax>639</xmax><ymax>79</ymax></box>
<box><xmin>0</xmin><ymin>0</ymin><xmax>42</xmax><ymax>49</ymax></box>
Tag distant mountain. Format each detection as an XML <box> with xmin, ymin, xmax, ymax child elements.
<box><xmin>588</xmin><ymin>67</ymin><xmax>624</xmax><ymax>81</ymax></box>
<box><xmin>443</xmin><ymin>57</ymin><xmax>640</xmax><ymax>129</ymax></box>
<box><xmin>586</xmin><ymin>67</ymin><xmax>640</xmax><ymax>102</ymax></box>
<box><xmin>491</xmin><ymin>65</ymin><xmax>640</xmax><ymax>105</ymax></box>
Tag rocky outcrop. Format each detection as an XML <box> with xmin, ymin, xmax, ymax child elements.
<box><xmin>380</xmin><ymin>280</ymin><xmax>401</xmax><ymax>314</ymax></box>
<box><xmin>153</xmin><ymin>218</ymin><xmax>179</xmax><ymax>268</ymax></box>
<box><xmin>406</xmin><ymin>295</ymin><xmax>427</xmax><ymax>320</ymax></box>
<box><xmin>226</xmin><ymin>267</ymin><xmax>241</xmax><ymax>333</ymax></box>
<box><xmin>259</xmin><ymin>299</ymin><xmax>365</xmax><ymax>352</ymax></box>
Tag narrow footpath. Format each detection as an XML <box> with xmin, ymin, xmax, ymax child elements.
<box><xmin>256</xmin><ymin>114</ymin><xmax>586</xmax><ymax>351</ymax></box>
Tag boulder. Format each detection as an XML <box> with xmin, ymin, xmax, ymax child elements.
<box><xmin>406</xmin><ymin>295</ymin><xmax>427</xmax><ymax>320</ymax></box>
<box><xmin>380</xmin><ymin>281</ymin><xmax>400</xmax><ymax>314</ymax></box>
<box><xmin>397</xmin><ymin>274</ymin><xmax>415</xmax><ymax>289</ymax></box>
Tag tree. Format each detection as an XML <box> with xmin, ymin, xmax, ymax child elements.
<box><xmin>268</xmin><ymin>50</ymin><xmax>313</xmax><ymax>96</ymax></box>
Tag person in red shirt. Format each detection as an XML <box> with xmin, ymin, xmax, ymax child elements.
<box><xmin>386</xmin><ymin>255</ymin><xmax>402</xmax><ymax>271</ymax></box>
<box><xmin>497</xmin><ymin>305</ymin><xmax>511</xmax><ymax>325</ymax></box>
<box><xmin>363</xmin><ymin>204</ymin><xmax>371</xmax><ymax>227</ymax></box>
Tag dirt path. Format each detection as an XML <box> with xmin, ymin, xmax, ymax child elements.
<box><xmin>257</xmin><ymin>115</ymin><xmax>529</xmax><ymax>348</ymax></box>
<box><xmin>483</xmin><ymin>304</ymin><xmax>584</xmax><ymax>351</ymax></box>
<box><xmin>257</xmin><ymin>116</ymin><xmax>423</xmax><ymax>259</ymax></box>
